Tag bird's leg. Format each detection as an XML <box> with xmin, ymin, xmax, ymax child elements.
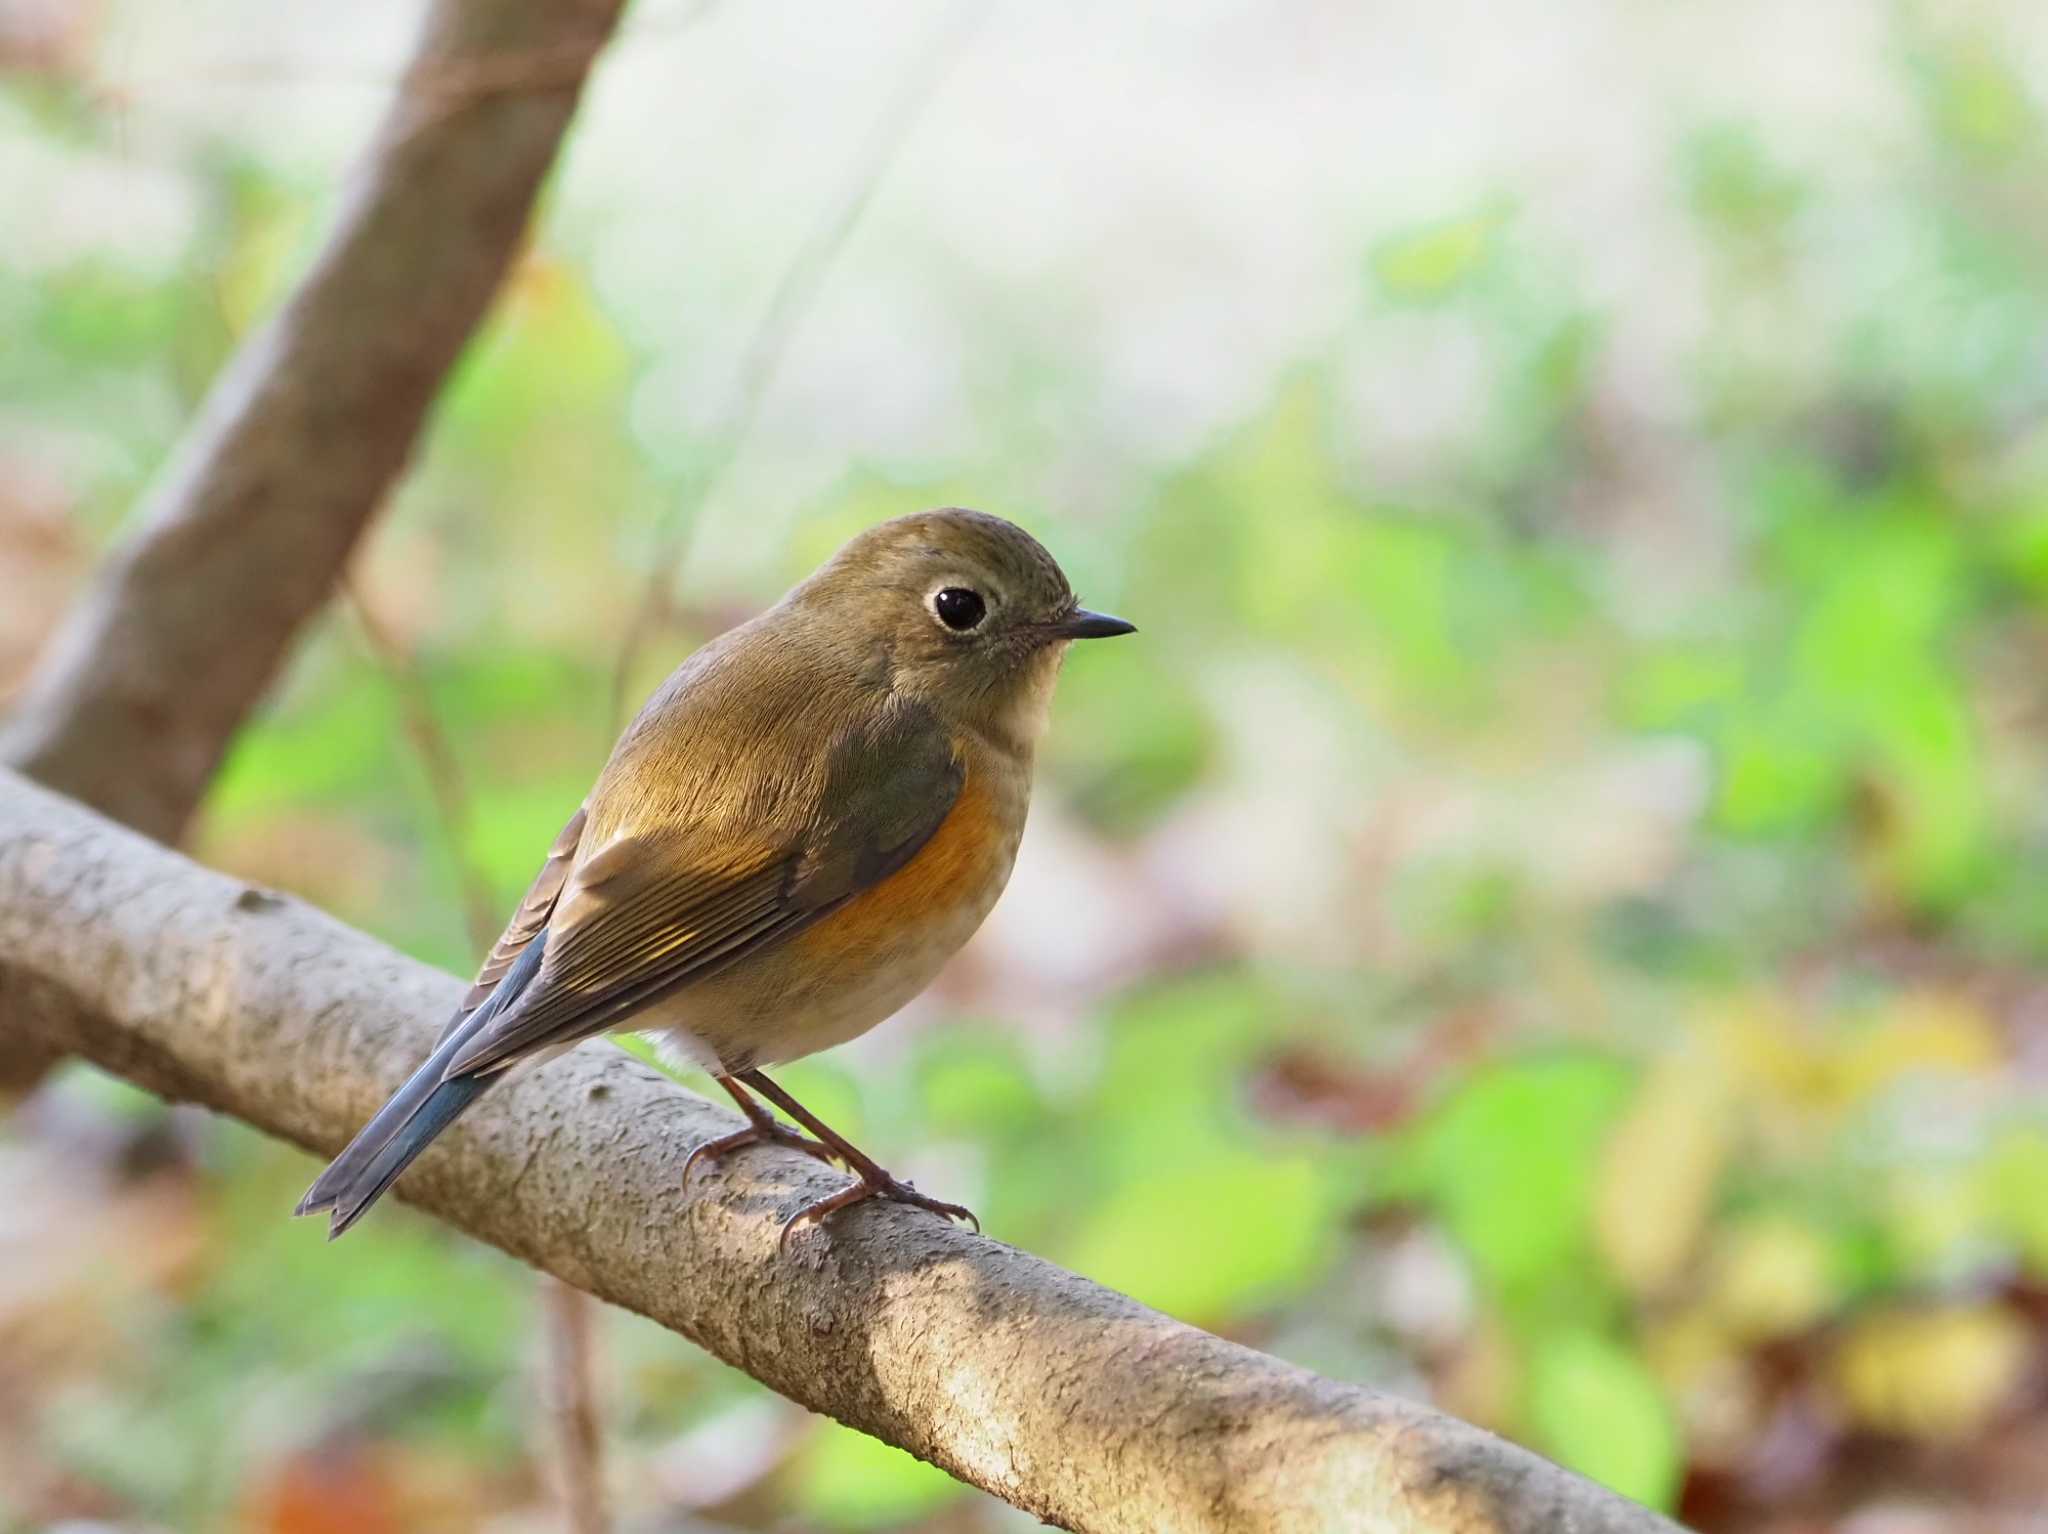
<box><xmin>682</xmin><ymin>1074</ymin><xmax>841</xmax><ymax>1189</ymax></box>
<box><xmin>738</xmin><ymin>1069</ymin><xmax>979</xmax><ymax>1249</ymax></box>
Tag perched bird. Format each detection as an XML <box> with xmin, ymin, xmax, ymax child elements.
<box><xmin>298</xmin><ymin>509</ymin><xmax>1133</xmax><ymax>1242</ymax></box>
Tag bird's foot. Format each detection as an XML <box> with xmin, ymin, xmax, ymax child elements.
<box><xmin>777</xmin><ymin>1171</ymin><xmax>979</xmax><ymax>1253</ymax></box>
<box><xmin>683</xmin><ymin>1120</ymin><xmax>839</xmax><ymax>1189</ymax></box>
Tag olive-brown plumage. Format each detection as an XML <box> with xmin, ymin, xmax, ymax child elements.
<box><xmin>298</xmin><ymin>509</ymin><xmax>1133</xmax><ymax>1240</ymax></box>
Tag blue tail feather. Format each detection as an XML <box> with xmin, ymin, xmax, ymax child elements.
<box><xmin>322</xmin><ymin>1072</ymin><xmax>492</xmax><ymax>1238</ymax></box>
<box><xmin>296</xmin><ymin>934</ymin><xmax>544</xmax><ymax>1237</ymax></box>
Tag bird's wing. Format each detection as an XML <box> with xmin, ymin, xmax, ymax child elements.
<box><xmin>440</xmin><ymin>707</ymin><xmax>964</xmax><ymax>1078</ymax></box>
<box><xmin>435</xmin><ymin>803</ymin><xmax>588</xmax><ymax>1046</ymax></box>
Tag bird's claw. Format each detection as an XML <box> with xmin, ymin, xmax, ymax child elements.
<box><xmin>682</xmin><ymin>1121</ymin><xmax>839</xmax><ymax>1189</ymax></box>
<box><xmin>777</xmin><ymin>1173</ymin><xmax>979</xmax><ymax>1254</ymax></box>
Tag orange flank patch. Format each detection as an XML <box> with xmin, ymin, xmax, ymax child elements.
<box><xmin>797</xmin><ymin>766</ymin><xmax>1003</xmax><ymax>961</ymax></box>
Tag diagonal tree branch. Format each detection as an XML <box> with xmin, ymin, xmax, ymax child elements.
<box><xmin>0</xmin><ymin>768</ymin><xmax>1688</xmax><ymax>1534</ymax></box>
<box><xmin>0</xmin><ymin>0</ymin><xmax>628</xmax><ymax>845</ymax></box>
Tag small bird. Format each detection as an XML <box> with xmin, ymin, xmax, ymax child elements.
<box><xmin>298</xmin><ymin>509</ymin><xmax>1133</xmax><ymax>1242</ymax></box>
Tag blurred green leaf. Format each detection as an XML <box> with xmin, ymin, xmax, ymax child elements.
<box><xmin>1993</xmin><ymin>502</ymin><xmax>2048</xmax><ymax>596</ymax></box>
<box><xmin>34</xmin><ymin>260</ymin><xmax>191</xmax><ymax>360</ymax></box>
<box><xmin>209</xmin><ymin>669</ymin><xmax>399</xmax><ymax>814</ymax></box>
<box><xmin>914</xmin><ymin>1031</ymin><xmax>1046</xmax><ymax>1138</ymax></box>
<box><xmin>1912</xmin><ymin>30</ymin><xmax>2040</xmax><ymax>162</ymax></box>
<box><xmin>1683</xmin><ymin>125</ymin><xmax>1806</xmax><ymax>237</ymax></box>
<box><xmin>1713</xmin><ymin>699</ymin><xmax>1845</xmax><ymax>834</ymax></box>
<box><xmin>1981</xmin><ymin>1126</ymin><xmax>2048</xmax><ymax>1277</ymax></box>
<box><xmin>1372</xmin><ymin>206</ymin><xmax>1511</xmax><ymax>303</ymax></box>
<box><xmin>792</xmin><ymin>1423</ymin><xmax>962</xmax><ymax>1530</ymax></box>
<box><xmin>1061</xmin><ymin>1149</ymin><xmax>1331</xmax><ymax>1322</ymax></box>
<box><xmin>1783</xmin><ymin>505</ymin><xmax>1987</xmax><ymax>903</ymax></box>
<box><xmin>1620</xmin><ymin>645</ymin><xmax>1745</xmax><ymax>730</ymax></box>
<box><xmin>440</xmin><ymin>257</ymin><xmax>629</xmax><ymax>448</ymax></box>
<box><xmin>1091</xmin><ymin>975</ymin><xmax>1280</xmax><ymax>1166</ymax></box>
<box><xmin>1407</xmin><ymin>1053</ymin><xmax>1636</xmax><ymax>1308</ymax></box>
<box><xmin>1525</xmin><ymin>1330</ymin><xmax>1682</xmax><ymax>1510</ymax></box>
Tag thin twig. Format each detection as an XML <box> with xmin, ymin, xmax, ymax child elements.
<box><xmin>341</xmin><ymin>577</ymin><xmax>498</xmax><ymax>956</ymax></box>
<box><xmin>607</xmin><ymin>0</ymin><xmax>988</xmax><ymax>731</ymax></box>
<box><xmin>542</xmin><ymin>1274</ymin><xmax>609</xmax><ymax>1534</ymax></box>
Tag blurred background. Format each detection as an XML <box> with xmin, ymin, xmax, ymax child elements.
<box><xmin>5</xmin><ymin>0</ymin><xmax>2048</xmax><ymax>1529</ymax></box>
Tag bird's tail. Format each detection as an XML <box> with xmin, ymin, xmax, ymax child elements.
<box><xmin>294</xmin><ymin>1038</ymin><xmax>496</xmax><ymax>1239</ymax></box>
<box><xmin>297</xmin><ymin>936</ymin><xmax>545</xmax><ymax>1238</ymax></box>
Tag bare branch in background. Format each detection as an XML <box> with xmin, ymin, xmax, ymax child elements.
<box><xmin>0</xmin><ymin>0</ymin><xmax>629</xmax><ymax>846</ymax></box>
<box><xmin>608</xmin><ymin>1</ymin><xmax>987</xmax><ymax>730</ymax></box>
<box><xmin>0</xmin><ymin>770</ymin><xmax>1689</xmax><ymax>1534</ymax></box>
<box><xmin>0</xmin><ymin>0</ymin><xmax>629</xmax><ymax>1097</ymax></box>
<box><xmin>542</xmin><ymin>1274</ymin><xmax>610</xmax><ymax>1534</ymax></box>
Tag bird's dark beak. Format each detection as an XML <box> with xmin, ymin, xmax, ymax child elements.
<box><xmin>1053</xmin><ymin>608</ymin><xmax>1137</xmax><ymax>641</ymax></box>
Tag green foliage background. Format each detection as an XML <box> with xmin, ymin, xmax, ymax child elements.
<box><xmin>4</xmin><ymin>5</ymin><xmax>2047</xmax><ymax>1531</ymax></box>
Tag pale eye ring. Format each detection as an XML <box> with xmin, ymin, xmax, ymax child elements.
<box><xmin>930</xmin><ymin>586</ymin><xmax>987</xmax><ymax>632</ymax></box>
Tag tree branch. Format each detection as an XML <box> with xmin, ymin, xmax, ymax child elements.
<box><xmin>0</xmin><ymin>770</ymin><xmax>1686</xmax><ymax>1534</ymax></box>
<box><xmin>0</xmin><ymin>0</ymin><xmax>627</xmax><ymax>845</ymax></box>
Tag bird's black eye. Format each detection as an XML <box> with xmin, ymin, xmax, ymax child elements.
<box><xmin>932</xmin><ymin>587</ymin><xmax>987</xmax><ymax>632</ymax></box>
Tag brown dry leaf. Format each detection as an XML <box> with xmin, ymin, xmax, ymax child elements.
<box><xmin>240</xmin><ymin>1440</ymin><xmax>501</xmax><ymax>1534</ymax></box>
<box><xmin>240</xmin><ymin>1443</ymin><xmax>408</xmax><ymax>1534</ymax></box>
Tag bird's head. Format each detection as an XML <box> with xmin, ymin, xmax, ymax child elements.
<box><xmin>792</xmin><ymin>508</ymin><xmax>1134</xmax><ymax>749</ymax></box>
